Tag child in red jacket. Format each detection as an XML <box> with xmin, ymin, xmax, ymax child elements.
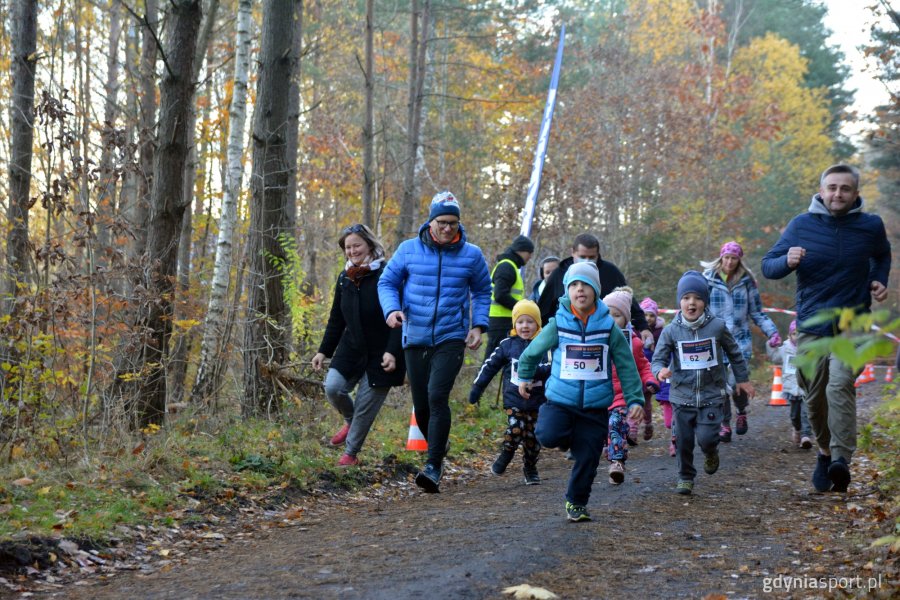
<box><xmin>603</xmin><ymin>287</ymin><xmax>659</xmax><ymax>484</ymax></box>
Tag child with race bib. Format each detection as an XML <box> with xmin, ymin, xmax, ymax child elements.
<box><xmin>640</xmin><ymin>296</ymin><xmax>675</xmax><ymax>455</ymax></box>
<box><xmin>602</xmin><ymin>286</ymin><xmax>658</xmax><ymax>484</ymax></box>
<box><xmin>468</xmin><ymin>299</ymin><xmax>550</xmax><ymax>485</ymax></box>
<box><xmin>651</xmin><ymin>271</ymin><xmax>754</xmax><ymax>496</ymax></box>
<box><xmin>766</xmin><ymin>320</ymin><xmax>812</xmax><ymax>449</ymax></box>
<box><xmin>516</xmin><ymin>262</ymin><xmax>644</xmax><ymax>522</ymax></box>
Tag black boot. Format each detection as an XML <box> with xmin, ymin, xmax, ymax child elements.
<box><xmin>491</xmin><ymin>449</ymin><xmax>515</xmax><ymax>475</ymax></box>
<box><xmin>523</xmin><ymin>464</ymin><xmax>541</xmax><ymax>485</ymax></box>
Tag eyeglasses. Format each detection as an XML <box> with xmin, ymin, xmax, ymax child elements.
<box><xmin>342</xmin><ymin>224</ymin><xmax>366</xmax><ymax>235</ymax></box>
<box><xmin>433</xmin><ymin>219</ymin><xmax>460</xmax><ymax>230</ymax></box>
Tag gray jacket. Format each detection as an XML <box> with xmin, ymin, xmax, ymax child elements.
<box><xmin>651</xmin><ymin>311</ymin><xmax>749</xmax><ymax>407</ymax></box>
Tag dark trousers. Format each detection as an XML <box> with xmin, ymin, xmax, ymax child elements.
<box><xmin>405</xmin><ymin>340</ymin><xmax>466</xmax><ymax>467</ymax></box>
<box><xmin>673</xmin><ymin>404</ymin><xmax>722</xmax><ymax>481</ymax></box>
<box><xmin>502</xmin><ymin>407</ymin><xmax>541</xmax><ymax>467</ymax></box>
<box><xmin>535</xmin><ymin>402</ymin><xmax>608</xmax><ymax>507</ymax></box>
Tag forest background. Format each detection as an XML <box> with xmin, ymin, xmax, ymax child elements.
<box><xmin>0</xmin><ymin>0</ymin><xmax>898</xmax><ymax>543</ymax></box>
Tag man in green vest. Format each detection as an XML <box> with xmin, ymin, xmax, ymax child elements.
<box><xmin>484</xmin><ymin>234</ymin><xmax>534</xmax><ymax>360</ymax></box>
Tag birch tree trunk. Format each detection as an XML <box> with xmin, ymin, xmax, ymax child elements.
<box><xmin>97</xmin><ymin>1</ymin><xmax>123</xmax><ymax>257</ymax></box>
<box><xmin>3</xmin><ymin>0</ymin><xmax>38</xmax><ymax>315</ymax></box>
<box><xmin>192</xmin><ymin>0</ymin><xmax>253</xmax><ymax>404</ymax></box>
<box><xmin>243</xmin><ymin>0</ymin><xmax>300</xmax><ymax>418</ymax></box>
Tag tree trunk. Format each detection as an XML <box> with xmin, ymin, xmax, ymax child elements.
<box><xmin>130</xmin><ymin>0</ymin><xmax>160</xmax><ymax>272</ymax></box>
<box><xmin>362</xmin><ymin>0</ymin><xmax>375</xmax><ymax>227</ymax></box>
<box><xmin>397</xmin><ymin>0</ymin><xmax>429</xmax><ymax>243</ymax></box>
<box><xmin>285</xmin><ymin>1</ymin><xmax>303</xmax><ymax>240</ymax></box>
<box><xmin>3</xmin><ymin>0</ymin><xmax>38</xmax><ymax>315</ymax></box>
<box><xmin>111</xmin><ymin>0</ymin><xmax>202</xmax><ymax>427</ymax></box>
<box><xmin>243</xmin><ymin>0</ymin><xmax>301</xmax><ymax>418</ymax></box>
<box><xmin>193</xmin><ymin>0</ymin><xmax>254</xmax><ymax>404</ymax></box>
<box><xmin>169</xmin><ymin>0</ymin><xmax>220</xmax><ymax>405</ymax></box>
<box><xmin>97</xmin><ymin>1</ymin><xmax>123</xmax><ymax>257</ymax></box>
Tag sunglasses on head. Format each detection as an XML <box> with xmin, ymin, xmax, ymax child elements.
<box><xmin>342</xmin><ymin>224</ymin><xmax>366</xmax><ymax>235</ymax></box>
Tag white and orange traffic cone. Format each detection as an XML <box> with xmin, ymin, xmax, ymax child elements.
<box><xmin>768</xmin><ymin>366</ymin><xmax>787</xmax><ymax>406</ymax></box>
<box><xmin>855</xmin><ymin>363</ymin><xmax>876</xmax><ymax>387</ymax></box>
<box><xmin>406</xmin><ymin>408</ymin><xmax>428</xmax><ymax>451</ymax></box>
<box><xmin>885</xmin><ymin>365</ymin><xmax>894</xmax><ymax>383</ymax></box>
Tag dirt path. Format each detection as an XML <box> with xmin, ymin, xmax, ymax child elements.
<box><xmin>47</xmin><ymin>386</ymin><xmax>897</xmax><ymax>599</ymax></box>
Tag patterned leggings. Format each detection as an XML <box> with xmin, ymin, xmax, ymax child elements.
<box><xmin>502</xmin><ymin>407</ymin><xmax>541</xmax><ymax>467</ymax></box>
<box><xmin>608</xmin><ymin>406</ymin><xmax>630</xmax><ymax>462</ymax></box>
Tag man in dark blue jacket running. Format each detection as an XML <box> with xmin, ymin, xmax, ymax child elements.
<box><xmin>762</xmin><ymin>164</ymin><xmax>891</xmax><ymax>494</ymax></box>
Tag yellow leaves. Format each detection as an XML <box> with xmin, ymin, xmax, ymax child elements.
<box><xmin>631</xmin><ymin>0</ymin><xmax>699</xmax><ymax>64</ymax></box>
<box><xmin>140</xmin><ymin>423</ymin><xmax>162</xmax><ymax>436</ymax></box>
<box><xmin>172</xmin><ymin>319</ymin><xmax>201</xmax><ymax>330</ymax></box>
<box><xmin>37</xmin><ymin>486</ymin><xmax>52</xmax><ymax>496</ymax></box>
<box><xmin>10</xmin><ymin>445</ymin><xmax>25</xmax><ymax>460</ymax></box>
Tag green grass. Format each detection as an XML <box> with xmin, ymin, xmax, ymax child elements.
<box><xmin>0</xmin><ymin>381</ymin><xmax>503</xmax><ymax>542</ymax></box>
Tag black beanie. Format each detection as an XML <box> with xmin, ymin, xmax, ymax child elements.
<box><xmin>509</xmin><ymin>235</ymin><xmax>535</xmax><ymax>254</ymax></box>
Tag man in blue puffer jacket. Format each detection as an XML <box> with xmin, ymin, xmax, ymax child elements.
<box><xmin>378</xmin><ymin>191</ymin><xmax>492</xmax><ymax>493</ymax></box>
<box><xmin>762</xmin><ymin>164</ymin><xmax>891</xmax><ymax>494</ymax></box>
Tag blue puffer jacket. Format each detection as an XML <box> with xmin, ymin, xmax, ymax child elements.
<box><xmin>518</xmin><ymin>298</ymin><xmax>643</xmax><ymax>411</ymax></box>
<box><xmin>762</xmin><ymin>195</ymin><xmax>891</xmax><ymax>337</ymax></box>
<box><xmin>378</xmin><ymin>222</ymin><xmax>492</xmax><ymax>348</ymax></box>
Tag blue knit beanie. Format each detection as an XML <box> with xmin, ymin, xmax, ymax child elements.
<box><xmin>563</xmin><ymin>262</ymin><xmax>602</xmax><ymax>300</ymax></box>
<box><xmin>676</xmin><ymin>270</ymin><xmax>709</xmax><ymax>305</ymax></box>
<box><xmin>428</xmin><ymin>191</ymin><xmax>461</xmax><ymax>221</ymax></box>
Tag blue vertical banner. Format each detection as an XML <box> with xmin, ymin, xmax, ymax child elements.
<box><xmin>520</xmin><ymin>25</ymin><xmax>566</xmax><ymax>238</ymax></box>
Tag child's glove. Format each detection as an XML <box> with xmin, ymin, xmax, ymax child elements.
<box><xmin>768</xmin><ymin>332</ymin><xmax>782</xmax><ymax>347</ymax></box>
<box><xmin>644</xmin><ymin>381</ymin><xmax>660</xmax><ymax>394</ymax></box>
<box><xmin>468</xmin><ymin>388</ymin><xmax>481</xmax><ymax>405</ymax></box>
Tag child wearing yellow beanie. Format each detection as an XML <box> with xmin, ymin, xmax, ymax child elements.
<box><xmin>469</xmin><ymin>299</ymin><xmax>550</xmax><ymax>484</ymax></box>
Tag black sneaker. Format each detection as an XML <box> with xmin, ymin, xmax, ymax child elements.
<box><xmin>491</xmin><ymin>449</ymin><xmax>515</xmax><ymax>476</ymax></box>
<box><xmin>812</xmin><ymin>453</ymin><xmax>832</xmax><ymax>492</ymax></box>
<box><xmin>565</xmin><ymin>501</ymin><xmax>591</xmax><ymax>522</ymax></box>
<box><xmin>523</xmin><ymin>466</ymin><xmax>541</xmax><ymax>485</ymax></box>
<box><xmin>828</xmin><ymin>457</ymin><xmax>851</xmax><ymax>493</ymax></box>
<box><xmin>703</xmin><ymin>450</ymin><xmax>719</xmax><ymax>475</ymax></box>
<box><xmin>415</xmin><ymin>462</ymin><xmax>442</xmax><ymax>493</ymax></box>
<box><xmin>735</xmin><ymin>412</ymin><xmax>748</xmax><ymax>435</ymax></box>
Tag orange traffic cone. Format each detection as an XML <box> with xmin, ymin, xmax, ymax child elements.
<box><xmin>885</xmin><ymin>366</ymin><xmax>894</xmax><ymax>383</ymax></box>
<box><xmin>768</xmin><ymin>366</ymin><xmax>787</xmax><ymax>406</ymax></box>
<box><xmin>862</xmin><ymin>363</ymin><xmax>876</xmax><ymax>384</ymax></box>
<box><xmin>406</xmin><ymin>408</ymin><xmax>427</xmax><ymax>451</ymax></box>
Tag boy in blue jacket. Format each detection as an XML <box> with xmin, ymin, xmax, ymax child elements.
<box><xmin>517</xmin><ymin>262</ymin><xmax>644</xmax><ymax>522</ymax></box>
<box><xmin>469</xmin><ymin>299</ymin><xmax>550</xmax><ymax>485</ymax></box>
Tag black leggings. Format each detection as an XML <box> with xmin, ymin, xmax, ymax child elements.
<box><xmin>405</xmin><ymin>340</ymin><xmax>466</xmax><ymax>467</ymax></box>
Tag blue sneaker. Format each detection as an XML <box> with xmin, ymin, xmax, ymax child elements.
<box><xmin>812</xmin><ymin>453</ymin><xmax>832</xmax><ymax>492</ymax></box>
<box><xmin>828</xmin><ymin>457</ymin><xmax>850</xmax><ymax>493</ymax></box>
<box><xmin>415</xmin><ymin>462</ymin><xmax>442</xmax><ymax>493</ymax></box>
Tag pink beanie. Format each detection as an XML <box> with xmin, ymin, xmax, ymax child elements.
<box><xmin>789</xmin><ymin>320</ymin><xmax>797</xmax><ymax>334</ymax></box>
<box><xmin>720</xmin><ymin>241</ymin><xmax>744</xmax><ymax>258</ymax></box>
<box><xmin>639</xmin><ymin>297</ymin><xmax>658</xmax><ymax>316</ymax></box>
<box><xmin>604</xmin><ymin>286</ymin><xmax>633</xmax><ymax>322</ymax></box>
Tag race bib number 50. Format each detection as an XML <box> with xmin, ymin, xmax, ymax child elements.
<box><xmin>560</xmin><ymin>343</ymin><xmax>608</xmax><ymax>380</ymax></box>
<box><xmin>677</xmin><ymin>338</ymin><xmax>718</xmax><ymax>370</ymax></box>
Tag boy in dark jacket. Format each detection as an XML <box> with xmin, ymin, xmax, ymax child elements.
<box><xmin>469</xmin><ymin>300</ymin><xmax>550</xmax><ymax>485</ymax></box>
<box><xmin>651</xmin><ymin>271</ymin><xmax>754</xmax><ymax>496</ymax></box>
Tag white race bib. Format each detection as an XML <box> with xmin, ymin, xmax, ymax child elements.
<box><xmin>560</xmin><ymin>343</ymin><xmax>608</xmax><ymax>380</ymax></box>
<box><xmin>782</xmin><ymin>349</ymin><xmax>796</xmax><ymax>375</ymax></box>
<box><xmin>510</xmin><ymin>358</ymin><xmax>522</xmax><ymax>385</ymax></box>
<box><xmin>677</xmin><ymin>338</ymin><xmax>718</xmax><ymax>370</ymax></box>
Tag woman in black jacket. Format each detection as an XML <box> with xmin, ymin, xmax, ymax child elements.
<box><xmin>312</xmin><ymin>224</ymin><xmax>404</xmax><ymax>466</ymax></box>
